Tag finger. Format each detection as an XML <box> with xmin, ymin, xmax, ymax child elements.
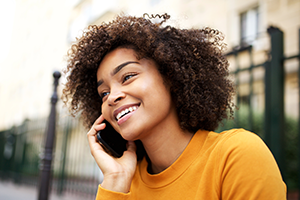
<box><xmin>87</xmin><ymin>115</ymin><xmax>105</xmax><ymax>137</ymax></box>
<box><xmin>94</xmin><ymin>115</ymin><xmax>105</xmax><ymax>125</ymax></box>
<box><xmin>87</xmin><ymin>125</ymin><xmax>104</xmax><ymax>144</ymax></box>
<box><xmin>87</xmin><ymin>126</ymin><xmax>109</xmax><ymax>161</ymax></box>
<box><xmin>90</xmin><ymin>115</ymin><xmax>105</xmax><ymax>133</ymax></box>
<box><xmin>87</xmin><ymin>115</ymin><xmax>106</xmax><ymax>149</ymax></box>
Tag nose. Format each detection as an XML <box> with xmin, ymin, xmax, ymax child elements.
<box><xmin>107</xmin><ymin>88</ymin><xmax>125</xmax><ymax>106</ymax></box>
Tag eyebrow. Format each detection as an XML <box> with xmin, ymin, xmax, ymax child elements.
<box><xmin>97</xmin><ymin>61</ymin><xmax>139</xmax><ymax>87</ymax></box>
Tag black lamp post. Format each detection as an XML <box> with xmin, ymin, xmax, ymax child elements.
<box><xmin>38</xmin><ymin>71</ymin><xmax>61</xmax><ymax>200</ymax></box>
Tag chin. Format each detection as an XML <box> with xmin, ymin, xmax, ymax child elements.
<box><xmin>119</xmin><ymin>131</ymin><xmax>134</xmax><ymax>141</ymax></box>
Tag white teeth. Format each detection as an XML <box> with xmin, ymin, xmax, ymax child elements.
<box><xmin>117</xmin><ymin>113</ymin><xmax>121</xmax><ymax>120</ymax></box>
<box><xmin>116</xmin><ymin>106</ymin><xmax>138</xmax><ymax>121</ymax></box>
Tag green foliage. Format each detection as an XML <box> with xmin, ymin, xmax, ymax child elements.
<box><xmin>216</xmin><ymin>104</ymin><xmax>264</xmax><ymax>137</ymax></box>
<box><xmin>22</xmin><ymin>142</ymin><xmax>40</xmax><ymax>176</ymax></box>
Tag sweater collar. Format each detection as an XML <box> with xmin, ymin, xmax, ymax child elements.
<box><xmin>138</xmin><ymin>129</ymin><xmax>209</xmax><ymax>188</ymax></box>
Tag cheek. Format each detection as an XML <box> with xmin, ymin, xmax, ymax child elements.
<box><xmin>138</xmin><ymin>74</ymin><xmax>165</xmax><ymax>92</ymax></box>
<box><xmin>101</xmin><ymin>104</ymin><xmax>109</xmax><ymax>118</ymax></box>
<box><xmin>145</xmin><ymin>82</ymin><xmax>172</xmax><ymax>109</ymax></box>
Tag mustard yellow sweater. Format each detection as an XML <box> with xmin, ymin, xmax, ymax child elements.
<box><xmin>96</xmin><ymin>129</ymin><xmax>286</xmax><ymax>200</ymax></box>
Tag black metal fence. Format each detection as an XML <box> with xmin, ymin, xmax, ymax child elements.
<box><xmin>0</xmin><ymin>111</ymin><xmax>102</xmax><ymax>199</ymax></box>
<box><xmin>0</xmin><ymin>26</ymin><xmax>299</xmax><ymax>199</ymax></box>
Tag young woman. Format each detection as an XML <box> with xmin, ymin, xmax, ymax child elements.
<box><xmin>63</xmin><ymin>14</ymin><xmax>286</xmax><ymax>199</ymax></box>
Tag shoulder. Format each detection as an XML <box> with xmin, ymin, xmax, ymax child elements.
<box><xmin>214</xmin><ymin>129</ymin><xmax>277</xmax><ymax>166</ymax></box>
<box><xmin>212</xmin><ymin>129</ymin><xmax>286</xmax><ymax>199</ymax></box>
<box><xmin>218</xmin><ymin>128</ymin><xmax>262</xmax><ymax>142</ymax></box>
<box><xmin>198</xmin><ymin>128</ymin><xmax>271</xmax><ymax>162</ymax></box>
<box><xmin>216</xmin><ymin>128</ymin><xmax>268</xmax><ymax>152</ymax></box>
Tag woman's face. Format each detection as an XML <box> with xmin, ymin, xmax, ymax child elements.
<box><xmin>96</xmin><ymin>48</ymin><xmax>177</xmax><ymax>141</ymax></box>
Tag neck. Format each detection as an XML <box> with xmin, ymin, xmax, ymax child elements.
<box><xmin>141</xmin><ymin>125</ymin><xmax>194</xmax><ymax>174</ymax></box>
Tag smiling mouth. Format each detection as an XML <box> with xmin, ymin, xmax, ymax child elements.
<box><xmin>116</xmin><ymin>105</ymin><xmax>139</xmax><ymax>121</ymax></box>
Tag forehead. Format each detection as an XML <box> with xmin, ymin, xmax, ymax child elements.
<box><xmin>98</xmin><ymin>48</ymin><xmax>138</xmax><ymax>74</ymax></box>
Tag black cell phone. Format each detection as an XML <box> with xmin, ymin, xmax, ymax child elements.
<box><xmin>96</xmin><ymin>120</ymin><xmax>128</xmax><ymax>158</ymax></box>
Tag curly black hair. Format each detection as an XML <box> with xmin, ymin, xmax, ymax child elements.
<box><xmin>62</xmin><ymin>13</ymin><xmax>235</xmax><ymax>133</ymax></box>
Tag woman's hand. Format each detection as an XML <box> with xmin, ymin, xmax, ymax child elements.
<box><xmin>87</xmin><ymin>115</ymin><xmax>137</xmax><ymax>193</ymax></box>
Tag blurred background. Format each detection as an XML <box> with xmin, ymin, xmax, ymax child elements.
<box><xmin>0</xmin><ymin>0</ymin><xmax>299</xmax><ymax>199</ymax></box>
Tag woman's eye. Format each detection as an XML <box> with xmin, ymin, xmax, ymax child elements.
<box><xmin>100</xmin><ymin>92</ymin><xmax>109</xmax><ymax>100</ymax></box>
<box><xmin>122</xmin><ymin>73</ymin><xmax>137</xmax><ymax>83</ymax></box>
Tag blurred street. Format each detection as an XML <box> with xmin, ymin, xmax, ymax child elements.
<box><xmin>0</xmin><ymin>181</ymin><xmax>92</xmax><ymax>200</ymax></box>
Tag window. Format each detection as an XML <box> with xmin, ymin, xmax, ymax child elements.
<box><xmin>240</xmin><ymin>7</ymin><xmax>259</xmax><ymax>46</ymax></box>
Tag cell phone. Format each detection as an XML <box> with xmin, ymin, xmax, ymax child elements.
<box><xmin>96</xmin><ymin>120</ymin><xmax>128</xmax><ymax>158</ymax></box>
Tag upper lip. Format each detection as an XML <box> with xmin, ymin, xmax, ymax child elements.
<box><xmin>113</xmin><ymin>103</ymin><xmax>140</xmax><ymax>120</ymax></box>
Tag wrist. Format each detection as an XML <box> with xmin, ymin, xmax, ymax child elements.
<box><xmin>101</xmin><ymin>173</ymin><xmax>132</xmax><ymax>193</ymax></box>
